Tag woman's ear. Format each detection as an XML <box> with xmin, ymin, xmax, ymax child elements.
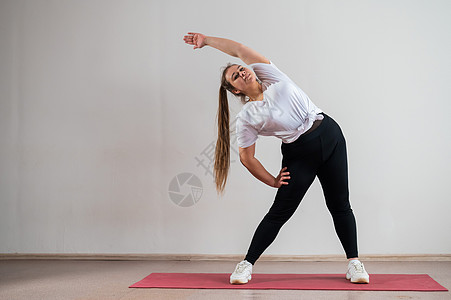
<box><xmin>233</xmin><ymin>89</ymin><xmax>241</xmax><ymax>95</ymax></box>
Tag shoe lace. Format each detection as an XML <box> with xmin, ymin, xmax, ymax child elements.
<box><xmin>236</xmin><ymin>261</ymin><xmax>249</xmax><ymax>273</ymax></box>
<box><xmin>351</xmin><ymin>262</ymin><xmax>365</xmax><ymax>273</ymax></box>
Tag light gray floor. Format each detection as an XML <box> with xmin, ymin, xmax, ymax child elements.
<box><xmin>0</xmin><ymin>260</ymin><xmax>450</xmax><ymax>299</ymax></box>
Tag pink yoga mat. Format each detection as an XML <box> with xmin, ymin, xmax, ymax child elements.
<box><xmin>130</xmin><ymin>273</ymin><xmax>448</xmax><ymax>291</ymax></box>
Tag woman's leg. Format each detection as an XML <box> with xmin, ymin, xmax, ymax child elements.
<box><xmin>315</xmin><ymin>115</ymin><xmax>368</xmax><ymax>283</ymax></box>
<box><xmin>316</xmin><ymin>119</ymin><xmax>358</xmax><ymax>259</ymax></box>
<box><xmin>244</xmin><ymin>139</ymin><xmax>322</xmax><ymax>265</ymax></box>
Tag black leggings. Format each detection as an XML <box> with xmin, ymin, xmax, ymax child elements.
<box><xmin>244</xmin><ymin>113</ymin><xmax>358</xmax><ymax>264</ymax></box>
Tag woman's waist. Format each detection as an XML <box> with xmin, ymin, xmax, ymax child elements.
<box><xmin>280</xmin><ymin>113</ymin><xmax>330</xmax><ymax>147</ymax></box>
<box><xmin>303</xmin><ymin>117</ymin><xmax>323</xmax><ymax>135</ymax></box>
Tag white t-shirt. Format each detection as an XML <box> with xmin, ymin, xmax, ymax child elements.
<box><xmin>235</xmin><ymin>61</ymin><xmax>323</xmax><ymax>148</ymax></box>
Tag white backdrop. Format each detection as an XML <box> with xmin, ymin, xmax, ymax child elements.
<box><xmin>1</xmin><ymin>0</ymin><xmax>450</xmax><ymax>256</ymax></box>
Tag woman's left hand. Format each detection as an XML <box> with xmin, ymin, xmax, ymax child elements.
<box><xmin>273</xmin><ymin>167</ymin><xmax>290</xmax><ymax>188</ymax></box>
<box><xmin>183</xmin><ymin>32</ymin><xmax>207</xmax><ymax>49</ymax></box>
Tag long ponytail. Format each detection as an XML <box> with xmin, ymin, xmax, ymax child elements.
<box><xmin>214</xmin><ymin>64</ymin><xmax>248</xmax><ymax>195</ymax></box>
<box><xmin>214</xmin><ymin>85</ymin><xmax>230</xmax><ymax>195</ymax></box>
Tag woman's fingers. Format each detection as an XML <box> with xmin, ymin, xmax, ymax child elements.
<box><xmin>281</xmin><ymin>167</ymin><xmax>289</xmax><ymax>176</ymax></box>
<box><xmin>184</xmin><ymin>32</ymin><xmax>206</xmax><ymax>50</ymax></box>
<box><xmin>183</xmin><ymin>37</ymin><xmax>194</xmax><ymax>45</ymax></box>
<box><xmin>184</xmin><ymin>32</ymin><xmax>198</xmax><ymax>40</ymax></box>
<box><xmin>279</xmin><ymin>167</ymin><xmax>290</xmax><ymax>186</ymax></box>
<box><xmin>183</xmin><ymin>33</ymin><xmax>195</xmax><ymax>44</ymax></box>
<box><xmin>183</xmin><ymin>38</ymin><xmax>198</xmax><ymax>48</ymax></box>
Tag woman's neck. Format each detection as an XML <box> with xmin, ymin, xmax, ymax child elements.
<box><xmin>247</xmin><ymin>82</ymin><xmax>264</xmax><ymax>101</ymax></box>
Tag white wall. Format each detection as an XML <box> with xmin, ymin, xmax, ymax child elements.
<box><xmin>1</xmin><ymin>0</ymin><xmax>450</xmax><ymax>256</ymax></box>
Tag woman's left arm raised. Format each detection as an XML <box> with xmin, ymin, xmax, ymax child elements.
<box><xmin>183</xmin><ymin>32</ymin><xmax>270</xmax><ymax>65</ymax></box>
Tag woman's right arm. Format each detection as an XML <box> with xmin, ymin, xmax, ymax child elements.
<box><xmin>239</xmin><ymin>144</ymin><xmax>290</xmax><ymax>188</ymax></box>
<box><xmin>183</xmin><ymin>32</ymin><xmax>270</xmax><ymax>65</ymax></box>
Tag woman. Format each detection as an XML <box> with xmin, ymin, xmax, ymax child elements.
<box><xmin>183</xmin><ymin>32</ymin><xmax>370</xmax><ymax>284</ymax></box>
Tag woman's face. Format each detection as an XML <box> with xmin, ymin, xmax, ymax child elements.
<box><xmin>225</xmin><ymin>64</ymin><xmax>256</xmax><ymax>94</ymax></box>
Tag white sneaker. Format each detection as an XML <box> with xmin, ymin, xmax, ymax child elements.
<box><xmin>346</xmin><ymin>260</ymin><xmax>370</xmax><ymax>283</ymax></box>
<box><xmin>230</xmin><ymin>260</ymin><xmax>253</xmax><ymax>284</ymax></box>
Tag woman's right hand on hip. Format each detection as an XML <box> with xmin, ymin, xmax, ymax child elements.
<box><xmin>273</xmin><ymin>167</ymin><xmax>290</xmax><ymax>188</ymax></box>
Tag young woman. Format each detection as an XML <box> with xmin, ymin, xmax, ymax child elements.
<box><xmin>183</xmin><ymin>32</ymin><xmax>370</xmax><ymax>284</ymax></box>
